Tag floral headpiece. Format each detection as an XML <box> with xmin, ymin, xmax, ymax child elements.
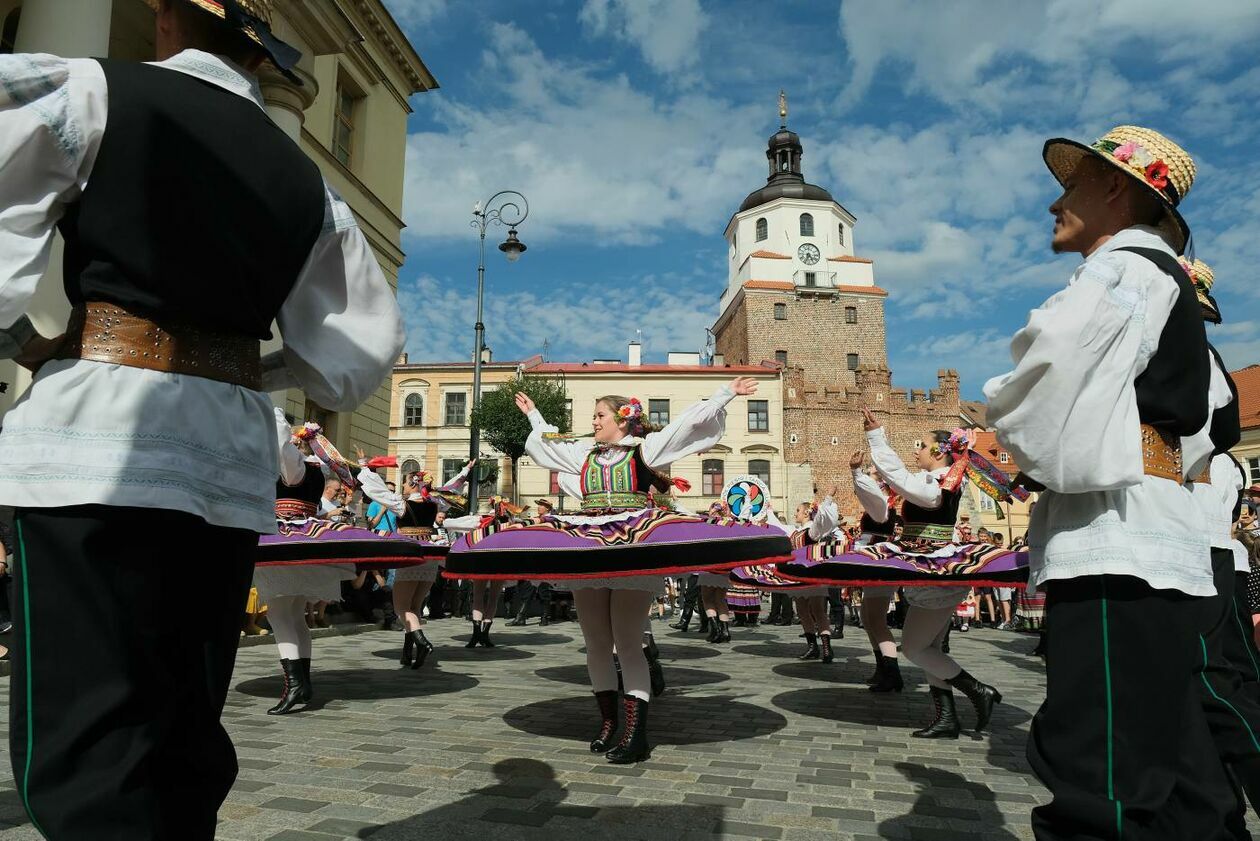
<box><xmin>936</xmin><ymin>428</ymin><xmax>1030</xmax><ymax>504</ymax></box>
<box><xmin>930</xmin><ymin>428</ymin><xmax>974</xmax><ymax>459</ymax></box>
<box><xmin>293</xmin><ymin>422</ymin><xmax>322</xmax><ymax>442</ymax></box>
<box><xmin>617</xmin><ymin>398</ymin><xmax>643</xmax><ymax>424</ymax></box>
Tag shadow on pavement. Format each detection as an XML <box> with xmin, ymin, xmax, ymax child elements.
<box><xmin>235</xmin><ymin>668</ymin><xmax>479</xmax><ymax>702</ymax></box>
<box><xmin>0</xmin><ymin>789</ymin><xmax>29</xmax><ymax>830</ymax></box>
<box><xmin>771</xmin><ymin>686</ymin><xmax>925</xmax><ymax>729</ymax></box>
<box><xmin>450</xmin><ymin>631</ymin><xmax>574</xmax><ymax>646</ymax></box>
<box><xmin>370</xmin><ymin>646</ymin><xmax>536</xmax><ymax>663</ymax></box>
<box><xmin>503</xmin><ymin>695</ymin><xmax>787</xmax><ymax>746</ymax></box>
<box><xmin>637</xmin><ymin>641</ymin><xmax>722</xmax><ymax>661</ymax></box>
<box><xmin>533</xmin><ymin>664</ymin><xmax>731</xmax><ymax>688</ymax></box>
<box><xmin>770</xmin><ymin>660</ymin><xmax>922</xmax><ymax>689</ymax></box>
<box><xmin>366</xmin><ymin>758</ymin><xmax>726</xmax><ymax>841</ymax></box>
<box><xmin>878</xmin><ymin>762</ymin><xmax>1021</xmax><ymax>840</ymax></box>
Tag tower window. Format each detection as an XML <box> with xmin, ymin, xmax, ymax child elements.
<box><xmin>755</xmin><ymin>218</ymin><xmax>767</xmax><ymax>242</ymax></box>
<box><xmin>846</xmin><ymin>353</ymin><xmax>859</xmax><ymax>371</ymax></box>
<box><xmin>775</xmin><ymin>350</ymin><xmax>787</xmax><ymax>366</ymax></box>
<box><xmin>800</xmin><ymin>213</ymin><xmax>814</xmax><ymax>237</ymax></box>
<box><xmin>838</xmin><ymin>224</ymin><xmax>845</xmax><ymax>246</ymax></box>
<box><xmin>845</xmin><ymin>306</ymin><xmax>857</xmax><ymax>324</ymax></box>
<box><xmin>774</xmin><ymin>303</ymin><xmax>786</xmax><ymax>320</ymax></box>
<box><xmin>804</xmin><ymin>272</ymin><xmax>816</xmax><ymax>287</ymax></box>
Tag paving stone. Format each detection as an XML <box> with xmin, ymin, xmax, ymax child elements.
<box><xmin>260</xmin><ymin>797</ymin><xmax>330</xmax><ymax>813</ymax></box>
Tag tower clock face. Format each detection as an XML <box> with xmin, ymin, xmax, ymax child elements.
<box><xmin>797</xmin><ymin>243</ymin><xmax>820</xmax><ymax>265</ymax></box>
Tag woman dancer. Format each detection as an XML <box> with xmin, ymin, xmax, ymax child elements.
<box><xmin>849</xmin><ymin>451</ymin><xmax>904</xmax><ymax>692</ymax></box>
<box><xmin>256</xmin><ymin>413</ymin><xmax>434</xmax><ymax>713</ymax></box>
<box><xmin>446</xmin><ymin>379</ymin><xmax>792</xmax><ymax>764</ymax></box>
<box><xmin>356</xmin><ymin>456</ymin><xmax>474</xmax><ymax>667</ymax></box>
<box><xmin>787</xmin><ymin>494</ymin><xmax>840</xmax><ymax>663</ymax></box>
<box><xmin>696</xmin><ymin>501</ymin><xmax>735</xmax><ymax>644</ymax></box>
<box><xmin>780</xmin><ymin>409</ymin><xmax>1025</xmax><ymax>737</ymax></box>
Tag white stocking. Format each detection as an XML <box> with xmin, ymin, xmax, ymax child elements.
<box><xmin>901</xmin><ymin>606</ymin><xmax>960</xmax><ymax>689</ymax></box>
<box><xmin>861</xmin><ymin>593</ymin><xmax>898</xmax><ymax>658</ymax></box>
<box><xmin>574</xmin><ymin>589</ymin><xmax>617</xmax><ymax>693</ymax></box>
<box><xmin>611</xmin><ymin>590</ymin><xmax>656</xmax><ymax>701</ymax></box>
<box><xmin>267</xmin><ymin>595</ymin><xmax>312</xmax><ymax>660</ymax></box>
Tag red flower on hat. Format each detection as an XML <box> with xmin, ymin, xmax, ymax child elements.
<box><xmin>1145</xmin><ymin>160</ymin><xmax>1169</xmax><ymax>191</ymax></box>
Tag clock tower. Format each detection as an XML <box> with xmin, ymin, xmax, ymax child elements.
<box><xmin>712</xmin><ymin>94</ymin><xmax>888</xmax><ymax>390</ymax></box>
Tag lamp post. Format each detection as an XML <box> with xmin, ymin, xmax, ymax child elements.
<box><xmin>468</xmin><ymin>190</ymin><xmax>529</xmax><ymax>514</ymax></box>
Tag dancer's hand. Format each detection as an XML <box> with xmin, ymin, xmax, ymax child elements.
<box><xmin>862</xmin><ymin>407</ymin><xmax>881</xmax><ymax>431</ymax></box>
<box><xmin>849</xmin><ymin>450</ymin><xmax>865</xmax><ymax>469</ymax></box>
<box><xmin>731</xmin><ymin>376</ymin><xmax>758</xmax><ymax>396</ymax></box>
<box><xmin>353</xmin><ymin>445</ymin><xmax>366</xmax><ymax>464</ymax></box>
<box><xmin>515</xmin><ymin>392</ymin><xmax>536</xmax><ymax>415</ymax></box>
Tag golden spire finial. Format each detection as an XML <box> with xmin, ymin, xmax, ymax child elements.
<box><xmin>778</xmin><ymin>89</ymin><xmax>788</xmax><ymax>126</ymax></box>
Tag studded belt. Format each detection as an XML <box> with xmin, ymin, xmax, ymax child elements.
<box><xmin>1140</xmin><ymin>423</ymin><xmax>1183</xmax><ymax>484</ymax></box>
<box><xmin>58</xmin><ymin>302</ymin><xmax>261</xmax><ymax>389</ymax></box>
<box><xmin>399</xmin><ymin>526</ymin><xmax>436</xmax><ymax>540</ymax></box>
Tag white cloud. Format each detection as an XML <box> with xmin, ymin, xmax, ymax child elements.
<box><xmin>579</xmin><ymin>0</ymin><xmax>708</xmax><ymax>75</ymax></box>
<box><xmin>380</xmin><ymin>0</ymin><xmax>449</xmax><ymax>26</ymax></box>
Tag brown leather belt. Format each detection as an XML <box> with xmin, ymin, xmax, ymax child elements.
<box><xmin>1140</xmin><ymin>423</ymin><xmax>1183</xmax><ymax>484</ymax></box>
<box><xmin>399</xmin><ymin>526</ymin><xmax>436</xmax><ymax>540</ymax></box>
<box><xmin>58</xmin><ymin>302</ymin><xmax>261</xmax><ymax>389</ymax></box>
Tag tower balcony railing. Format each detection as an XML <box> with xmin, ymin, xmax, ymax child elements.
<box><xmin>793</xmin><ymin>269</ymin><xmax>838</xmax><ymax>293</ymax></box>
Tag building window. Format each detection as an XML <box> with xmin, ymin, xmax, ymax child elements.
<box><xmin>400</xmin><ymin>458</ymin><xmax>420</xmax><ymax>480</ymax></box>
<box><xmin>565</xmin><ymin>399</ymin><xmax>573</xmax><ymax>430</ymax></box>
<box><xmin>648</xmin><ymin>399</ymin><xmax>670</xmax><ymax>427</ymax></box>
<box><xmin>799</xmin><ymin>213</ymin><xmax>814</xmax><ymax>237</ymax></box>
<box><xmin>749</xmin><ymin>458</ymin><xmax>771</xmax><ymax>490</ymax></box>
<box><xmin>845</xmin><ymin>306</ymin><xmax>857</xmax><ymax>324</ymax></box>
<box><xmin>702</xmin><ymin>459</ymin><xmax>724</xmax><ymax>495</ymax></box>
<box><xmin>774</xmin><ymin>302</ymin><xmax>786</xmax><ymax>320</ymax></box>
<box><xmin>755</xmin><ymin>217</ymin><xmax>767</xmax><ymax>242</ymax></box>
<box><xmin>442</xmin><ymin>458</ymin><xmax>464</xmax><ymax>484</ymax></box>
<box><xmin>775</xmin><ymin>350</ymin><xmax>787</xmax><ymax>366</ymax></box>
<box><xmin>748</xmin><ymin>399</ymin><xmax>769</xmax><ymax>432</ymax></box>
<box><xmin>838</xmin><ymin>224</ymin><xmax>845</xmax><ymax>246</ymax></box>
<box><xmin>998</xmin><ymin>452</ymin><xmax>1010</xmax><ymax>464</ymax></box>
<box><xmin>846</xmin><ymin>353</ymin><xmax>859</xmax><ymax>371</ymax></box>
<box><xmin>403</xmin><ymin>393</ymin><xmax>423</xmax><ymax>427</ymax></box>
<box><xmin>804</xmin><ymin>272</ymin><xmax>816</xmax><ymax>287</ymax></box>
<box><xmin>333</xmin><ymin>79</ymin><xmax>361</xmax><ymax>168</ymax></box>
<box><xmin>549</xmin><ymin>470</ymin><xmax>561</xmax><ymax>495</ymax></box>
<box><xmin>444</xmin><ymin>392</ymin><xmax>467</xmax><ymax>426</ymax></box>
<box><xmin>1249</xmin><ymin>457</ymin><xmax>1260</xmax><ymax>484</ymax></box>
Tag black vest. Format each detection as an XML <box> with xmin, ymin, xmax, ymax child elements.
<box><xmin>1117</xmin><ymin>247</ymin><xmax>1210</xmax><ymax>437</ymax></box>
<box><xmin>58</xmin><ymin>59</ymin><xmax>325</xmax><ymax>337</ymax></box>
<box><xmin>276</xmin><ymin>467</ymin><xmax>325</xmax><ymax>506</ymax></box>
<box><xmin>1208</xmin><ymin>345</ymin><xmax>1241</xmax><ymax>454</ymax></box>
<box><xmin>401</xmin><ymin>499</ymin><xmax>439</xmax><ymax>529</ymax></box>
<box><xmin>901</xmin><ymin>486</ymin><xmax>961</xmax><ymax>528</ymax></box>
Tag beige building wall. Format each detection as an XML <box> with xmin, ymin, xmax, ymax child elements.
<box><xmin>0</xmin><ymin>0</ymin><xmax>434</xmax><ymax>460</ymax></box>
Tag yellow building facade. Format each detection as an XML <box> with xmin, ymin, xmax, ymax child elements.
<box><xmin>388</xmin><ymin>347</ymin><xmax>810</xmax><ymax>516</ymax></box>
<box><xmin>0</xmin><ymin>0</ymin><xmax>433</xmax><ymax>456</ymax></box>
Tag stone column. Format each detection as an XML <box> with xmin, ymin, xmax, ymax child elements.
<box><xmin>0</xmin><ymin>0</ymin><xmax>115</xmax><ymax>414</ymax></box>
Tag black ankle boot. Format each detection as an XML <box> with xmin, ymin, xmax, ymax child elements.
<box><xmin>867</xmin><ymin>652</ymin><xmax>884</xmax><ymax>685</ymax></box>
<box><xmin>298</xmin><ymin>657</ymin><xmax>313</xmax><ymax>701</ymax></box>
<box><xmin>479</xmin><ymin>620</ymin><xmax>496</xmax><ymax>648</ymax></box>
<box><xmin>670</xmin><ymin>607</ymin><xmax>692</xmax><ymax>631</ymax></box>
<box><xmin>507</xmin><ymin>609</ymin><xmax>528</xmax><ymax>627</ymax></box>
<box><xmin>717</xmin><ymin>620</ymin><xmax>731</xmax><ymax>643</ymax></box>
<box><xmin>646</xmin><ymin>647</ymin><xmax>667</xmax><ymax>697</ymax></box>
<box><xmin>606</xmin><ymin>696</ymin><xmax>651</xmax><ymax>764</ymax></box>
<box><xmin>798</xmin><ymin>632</ymin><xmax>820</xmax><ymax>660</ymax></box>
<box><xmin>870</xmin><ymin>657</ymin><xmax>904</xmax><ymax>693</ymax></box>
<box><xmin>465</xmin><ymin>621</ymin><xmax>481</xmax><ymax>648</ymax></box>
<box><xmin>409</xmin><ymin>629</ymin><xmax>434</xmax><ymax>669</ymax></box>
<box><xmin>911</xmin><ymin>687</ymin><xmax>960</xmax><ymax>738</ymax></box>
<box><xmin>267</xmin><ymin>659</ymin><xmax>309</xmax><ymax>715</ymax></box>
<box><xmin>706</xmin><ymin>617</ymin><xmax>720</xmax><ymax>643</ymax></box>
<box><xmin>591</xmin><ymin>690</ymin><xmax>621</xmax><ymax>752</ymax></box>
<box><xmin>401</xmin><ymin>631</ymin><xmax>415</xmax><ymax>667</ymax></box>
<box><xmin>947</xmin><ymin>669</ymin><xmax>1002</xmax><ymax>731</ymax></box>
<box><xmin>820</xmin><ymin>633</ymin><xmax>834</xmax><ymax>664</ymax></box>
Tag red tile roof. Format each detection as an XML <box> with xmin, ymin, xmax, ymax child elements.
<box><xmin>748</xmin><ymin>250</ymin><xmax>791</xmax><ymax>259</ymax></box>
<box><xmin>1233</xmin><ymin>365</ymin><xmax>1260</xmax><ymax>430</ymax></box>
<box><xmin>827</xmin><ymin>255</ymin><xmax>874</xmax><ymax>264</ymax></box>
<box><xmin>972</xmin><ymin>430</ymin><xmax>1019</xmax><ymax>476</ymax></box>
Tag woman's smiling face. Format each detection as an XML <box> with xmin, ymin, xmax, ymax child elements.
<box><xmin>592</xmin><ymin>400</ymin><xmax>628</xmax><ymax>445</ymax></box>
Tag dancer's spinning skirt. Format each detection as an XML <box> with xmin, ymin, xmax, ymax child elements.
<box><xmin>777</xmin><ymin>533</ymin><xmax>1028</xmax><ymax>588</ymax></box>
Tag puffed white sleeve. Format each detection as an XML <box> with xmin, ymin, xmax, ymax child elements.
<box><xmin>524</xmin><ymin>409</ymin><xmax>593</xmax><ymax>474</ymax></box>
<box><xmin>275</xmin><ymin>407</ymin><xmax>305</xmax><ymax>486</ymax></box>
<box><xmin>1182</xmin><ymin>352</ymin><xmax>1234</xmax><ymax>480</ymax></box>
<box><xmin>260</xmin><ymin>182</ymin><xmax>406</xmax><ymax>408</ymax></box>
<box><xmin>852</xmin><ymin>470</ymin><xmax>889</xmax><ymax>523</ymax></box>
<box><xmin>640</xmin><ymin>385</ymin><xmax>737</xmax><ymax>469</ymax></box>
<box><xmin>983</xmin><ymin>253</ymin><xmax>1180</xmax><ymax>493</ymax></box>
<box><xmin>440</xmin><ymin>513</ymin><xmax>483</xmax><ymax>535</ymax></box>
<box><xmin>0</xmin><ymin>56</ymin><xmax>105</xmax><ymax>356</ymax></box>
<box><xmin>867</xmin><ymin>427</ymin><xmax>941</xmax><ymax>509</ymax></box>
<box><xmin>808</xmin><ymin>496</ymin><xmax>841</xmax><ymax>541</ymax></box>
<box><xmin>557</xmin><ymin>471</ymin><xmax>584</xmax><ymax>503</ymax></box>
<box><xmin>356</xmin><ymin>467</ymin><xmax>405</xmax><ymax>515</ymax></box>
<box><xmin>438</xmin><ymin>461</ymin><xmax>472</xmax><ymax>493</ymax></box>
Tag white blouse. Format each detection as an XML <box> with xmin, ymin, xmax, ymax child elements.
<box><xmin>0</xmin><ymin>51</ymin><xmax>405</xmax><ymax>535</ymax></box>
<box><xmin>357</xmin><ymin>462</ymin><xmax>472</xmax><ymax>517</ymax></box>
<box><xmin>1182</xmin><ymin>350</ymin><xmax>1236</xmax><ymax>480</ymax></box>
<box><xmin>852</xmin><ymin>468</ymin><xmax>890</xmax><ymax>523</ymax></box>
<box><xmin>867</xmin><ymin>428</ymin><xmax>946</xmax><ymax>511</ymax></box>
<box><xmin>983</xmin><ymin>226</ymin><xmax>1212</xmax><ymax>596</ymax></box>
<box><xmin>1187</xmin><ymin>454</ymin><xmax>1248</xmax><ymax>571</ymax></box>
<box><xmin>524</xmin><ymin>385</ymin><xmax>737</xmax><ymax>482</ymax></box>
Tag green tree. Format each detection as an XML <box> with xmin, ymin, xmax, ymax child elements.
<box><xmin>470</xmin><ymin>374</ymin><xmax>570</xmax><ymax>503</ymax></box>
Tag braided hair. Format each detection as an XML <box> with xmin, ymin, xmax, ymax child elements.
<box><xmin>596</xmin><ymin>395</ymin><xmax>661</xmax><ymax>437</ymax></box>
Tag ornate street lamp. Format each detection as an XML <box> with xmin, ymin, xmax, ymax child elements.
<box><xmin>468</xmin><ymin>190</ymin><xmax>529</xmax><ymax>514</ymax></box>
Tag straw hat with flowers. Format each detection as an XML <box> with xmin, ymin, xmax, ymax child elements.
<box><xmin>1043</xmin><ymin>125</ymin><xmax>1196</xmax><ymax>252</ymax></box>
<box><xmin>1177</xmin><ymin>257</ymin><xmax>1221</xmax><ymax>324</ymax></box>
<box><xmin>146</xmin><ymin>0</ymin><xmax>302</xmax><ymax>83</ymax></box>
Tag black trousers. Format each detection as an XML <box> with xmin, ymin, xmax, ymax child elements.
<box><xmin>515</xmin><ymin>580</ymin><xmax>553</xmax><ymax>616</ymax></box>
<box><xmin>1200</xmin><ymin>551</ymin><xmax>1260</xmax><ymax>805</ymax></box>
<box><xmin>1029</xmin><ymin>574</ymin><xmax>1240</xmax><ymax>840</ymax></box>
<box><xmin>10</xmin><ymin>505</ymin><xmax>257</xmax><ymax>841</ymax></box>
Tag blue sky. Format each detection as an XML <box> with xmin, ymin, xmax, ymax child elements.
<box><xmin>382</xmin><ymin>0</ymin><xmax>1260</xmax><ymax>400</ymax></box>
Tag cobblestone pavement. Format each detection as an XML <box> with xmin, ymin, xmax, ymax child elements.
<box><xmin>0</xmin><ymin>617</ymin><xmax>1055</xmax><ymax>840</ymax></box>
